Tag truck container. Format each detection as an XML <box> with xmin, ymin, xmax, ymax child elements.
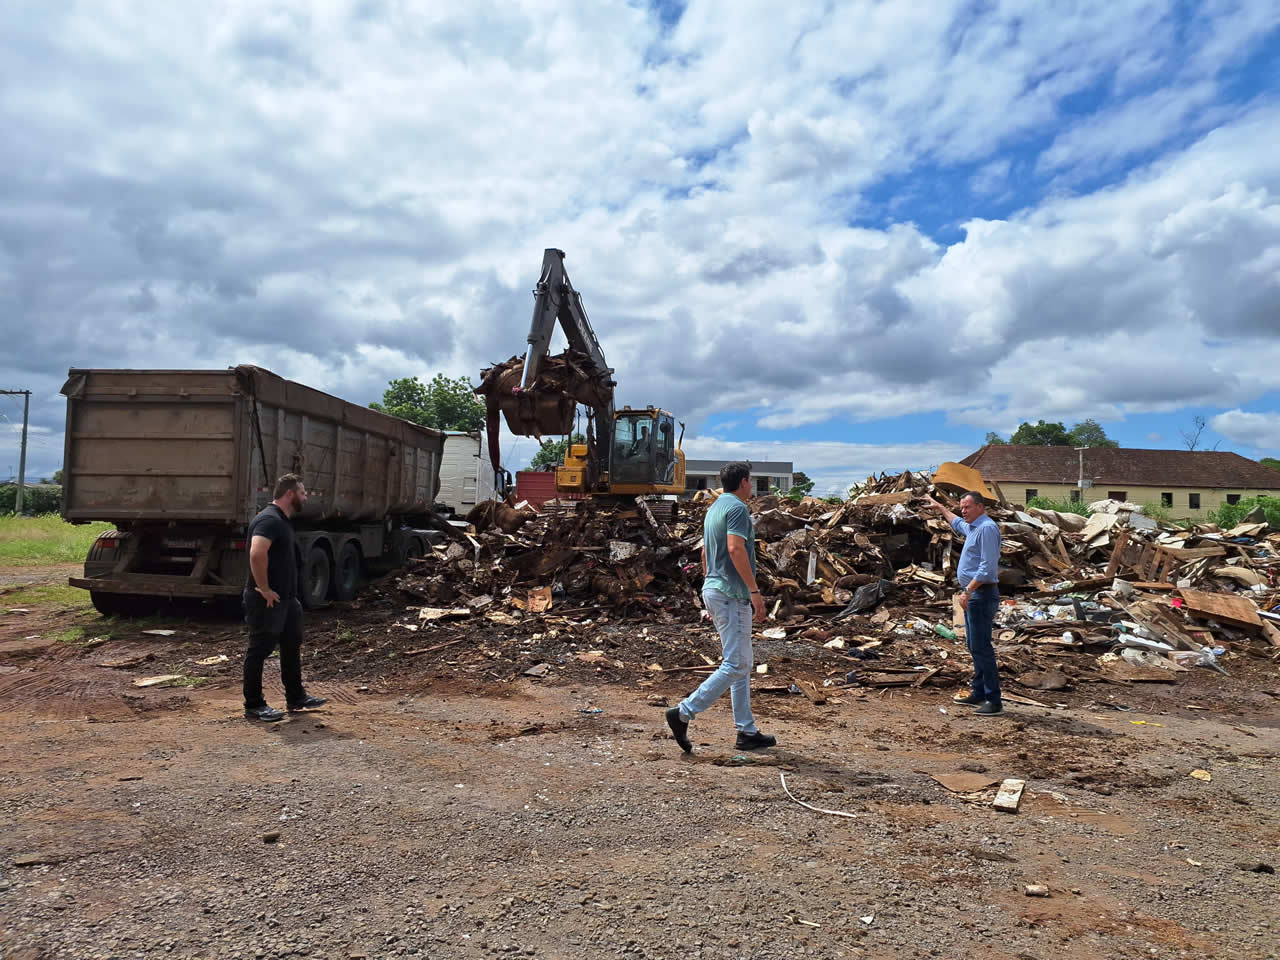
<box><xmin>515</xmin><ymin>470</ymin><xmax>586</xmax><ymax>508</ymax></box>
<box><xmin>60</xmin><ymin>365</ymin><xmax>446</xmax><ymax>615</ymax></box>
<box><xmin>436</xmin><ymin>431</ymin><xmax>509</xmax><ymax>517</ymax></box>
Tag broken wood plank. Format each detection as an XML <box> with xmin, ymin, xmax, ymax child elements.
<box><xmin>1260</xmin><ymin>621</ymin><xmax>1280</xmax><ymax>648</ymax></box>
<box><xmin>790</xmin><ymin>678</ymin><xmax>828</xmax><ymax>705</ymax></box>
<box><xmin>854</xmin><ymin>490</ymin><xmax>914</xmax><ymax>508</ymax></box>
<box><xmin>1179</xmin><ymin>588</ymin><xmax>1262</xmax><ymax>629</ymax></box>
<box><xmin>1001</xmin><ymin>692</ymin><xmax>1051</xmax><ymax>708</ymax></box>
<box><xmin>912</xmin><ymin>666</ymin><xmax>942</xmax><ymax>688</ymax></box>
<box><xmin>992</xmin><ymin>778</ymin><xmax>1025</xmax><ymax>813</ymax></box>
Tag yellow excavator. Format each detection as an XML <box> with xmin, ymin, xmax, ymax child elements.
<box><xmin>477</xmin><ymin>249</ymin><xmax>685</xmax><ymax>499</ymax></box>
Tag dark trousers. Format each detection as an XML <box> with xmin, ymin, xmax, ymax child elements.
<box><xmin>963</xmin><ymin>586</ymin><xmax>1001</xmax><ymax>704</ymax></box>
<box><xmin>243</xmin><ymin>597</ymin><xmax>306</xmax><ymax>709</ymax></box>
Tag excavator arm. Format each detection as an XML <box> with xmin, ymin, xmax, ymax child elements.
<box><xmin>476</xmin><ymin>249</ymin><xmax>617</xmax><ymax>491</ymax></box>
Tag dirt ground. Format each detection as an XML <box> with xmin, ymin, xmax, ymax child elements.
<box><xmin>1</xmin><ymin>566</ymin><xmax>1278</xmax><ymax>960</ymax></box>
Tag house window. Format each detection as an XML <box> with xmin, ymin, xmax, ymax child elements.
<box><xmin>1069</xmin><ymin>489</ymin><xmax>1081</xmax><ymax>503</ymax></box>
<box><xmin>1161</xmin><ymin>492</ymin><xmax>1173</xmax><ymax>507</ymax></box>
<box><xmin>756</xmin><ymin>476</ymin><xmax>769</xmax><ymax>494</ymax></box>
<box><xmin>1024</xmin><ymin>489</ymin><xmax>1038</xmax><ymax>503</ymax></box>
<box><xmin>1226</xmin><ymin>493</ymin><xmax>1241</xmax><ymax>505</ymax></box>
<box><xmin>1107</xmin><ymin>491</ymin><xmax>1127</xmax><ymax>502</ymax></box>
<box><xmin>1188</xmin><ymin>493</ymin><xmax>1201</xmax><ymax>509</ymax></box>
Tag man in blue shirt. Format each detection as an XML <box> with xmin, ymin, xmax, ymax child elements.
<box><xmin>666</xmin><ymin>462</ymin><xmax>776</xmax><ymax>752</ymax></box>
<box><xmin>927</xmin><ymin>490</ymin><xmax>1004</xmax><ymax>716</ymax></box>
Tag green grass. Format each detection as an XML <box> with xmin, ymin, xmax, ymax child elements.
<box><xmin>0</xmin><ymin>514</ymin><xmax>112</xmax><ymax>566</ymax></box>
<box><xmin>47</xmin><ymin>626</ymin><xmax>88</xmax><ymax>645</ymax></box>
<box><xmin>165</xmin><ymin>675</ymin><xmax>207</xmax><ymax>688</ymax></box>
<box><xmin>1208</xmin><ymin>495</ymin><xmax>1280</xmax><ymax>529</ymax></box>
<box><xmin>1</xmin><ymin>581</ymin><xmax>94</xmax><ymax>610</ymax></box>
<box><xmin>1025</xmin><ymin>496</ymin><xmax>1090</xmax><ymax>516</ymax></box>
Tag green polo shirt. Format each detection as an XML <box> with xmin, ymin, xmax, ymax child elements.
<box><xmin>703</xmin><ymin>493</ymin><xmax>755</xmax><ymax>601</ymax></box>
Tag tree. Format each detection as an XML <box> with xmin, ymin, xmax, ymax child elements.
<box><xmin>369</xmin><ymin>374</ymin><xmax>485</xmax><ymax>431</ymax></box>
<box><xmin>790</xmin><ymin>471</ymin><xmax>815</xmax><ymax>495</ymax></box>
<box><xmin>990</xmin><ymin>418</ymin><xmax>1118</xmax><ymax>447</ymax></box>
<box><xmin>51</xmin><ymin>469</ymin><xmax>63</xmax><ymax>485</ymax></box>
<box><xmin>1261</xmin><ymin>457</ymin><xmax>1280</xmax><ymax>472</ymax></box>
<box><xmin>1178</xmin><ymin>415</ymin><xmax>1218</xmax><ymax>452</ymax></box>
<box><xmin>1008</xmin><ymin>420</ymin><xmax>1071</xmax><ymax>446</ymax></box>
<box><xmin>529</xmin><ymin>434</ymin><xmax>586</xmax><ymax>471</ymax></box>
<box><xmin>1065</xmin><ymin>419</ymin><xmax>1118</xmax><ymax>448</ymax></box>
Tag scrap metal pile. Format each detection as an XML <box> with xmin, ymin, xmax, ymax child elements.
<box><xmin>385</xmin><ymin>469</ymin><xmax>1280</xmax><ymax>694</ymax></box>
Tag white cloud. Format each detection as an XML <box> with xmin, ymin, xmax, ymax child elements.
<box><xmin>1209</xmin><ymin>410</ymin><xmax>1280</xmax><ymax>453</ymax></box>
<box><xmin>2</xmin><ymin>2</ymin><xmax>1279</xmax><ymax>484</ymax></box>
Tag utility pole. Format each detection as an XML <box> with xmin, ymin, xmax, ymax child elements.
<box><xmin>1074</xmin><ymin>445</ymin><xmax>1092</xmax><ymax>498</ymax></box>
<box><xmin>1</xmin><ymin>390</ymin><xmax>30</xmax><ymax>514</ymax></box>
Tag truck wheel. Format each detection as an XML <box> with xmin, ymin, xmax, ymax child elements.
<box><xmin>301</xmin><ymin>545</ymin><xmax>331</xmax><ymax>610</ymax></box>
<box><xmin>333</xmin><ymin>542</ymin><xmax>362</xmax><ymax>601</ymax></box>
<box><xmin>401</xmin><ymin>536</ymin><xmax>425</xmax><ymax>564</ymax></box>
<box><xmin>91</xmin><ymin>591</ymin><xmax>128</xmax><ymax>617</ymax></box>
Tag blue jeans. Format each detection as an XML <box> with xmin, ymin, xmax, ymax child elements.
<box><xmin>680</xmin><ymin>588</ymin><xmax>758</xmax><ymax>734</ymax></box>
<box><xmin>964</xmin><ymin>586</ymin><xmax>1001</xmax><ymax>704</ymax></box>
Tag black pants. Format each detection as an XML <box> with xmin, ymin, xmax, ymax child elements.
<box><xmin>243</xmin><ymin>597</ymin><xmax>306</xmax><ymax>709</ymax></box>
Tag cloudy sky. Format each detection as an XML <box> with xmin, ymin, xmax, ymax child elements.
<box><xmin>2</xmin><ymin>0</ymin><xmax>1279</xmax><ymax>495</ymax></box>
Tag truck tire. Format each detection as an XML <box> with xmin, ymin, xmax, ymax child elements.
<box><xmin>401</xmin><ymin>536</ymin><xmax>425</xmax><ymax>564</ymax></box>
<box><xmin>301</xmin><ymin>545</ymin><xmax>331</xmax><ymax>610</ymax></box>
<box><xmin>85</xmin><ymin>533</ymin><xmax>158</xmax><ymax>618</ymax></box>
<box><xmin>332</xmin><ymin>542</ymin><xmax>361</xmax><ymax>602</ymax></box>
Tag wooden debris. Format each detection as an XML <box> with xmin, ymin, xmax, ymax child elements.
<box><xmin>1179</xmin><ymin>588</ymin><xmax>1262</xmax><ymax>629</ymax></box>
<box><xmin>992</xmin><ymin>778</ymin><xmax>1025</xmax><ymax>813</ymax></box>
<box><xmin>926</xmin><ymin>771</ymin><xmax>1001</xmax><ymax>793</ymax></box>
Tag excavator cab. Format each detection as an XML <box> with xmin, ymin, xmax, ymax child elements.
<box><xmin>610</xmin><ymin>408</ymin><xmax>678</xmax><ymax>486</ymax></box>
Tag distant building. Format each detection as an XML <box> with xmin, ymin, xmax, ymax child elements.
<box><xmin>959</xmin><ymin>446</ymin><xmax>1280</xmax><ymax>518</ymax></box>
<box><xmin>682</xmin><ymin>459</ymin><xmax>794</xmax><ymax>497</ymax></box>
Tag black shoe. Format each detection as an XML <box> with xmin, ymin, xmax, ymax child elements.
<box><xmin>665</xmin><ymin>707</ymin><xmax>692</xmax><ymax>754</ymax></box>
<box><xmin>735</xmin><ymin>730</ymin><xmax>777</xmax><ymax>750</ymax></box>
<box><xmin>245</xmin><ymin>704</ymin><xmax>285</xmax><ymax>722</ymax></box>
<box><xmin>974</xmin><ymin>701</ymin><xmax>1004</xmax><ymax>717</ymax></box>
<box><xmin>287</xmin><ymin>695</ymin><xmax>327</xmax><ymax>711</ymax></box>
<box><xmin>952</xmin><ymin>691</ymin><xmax>985</xmax><ymax>705</ymax></box>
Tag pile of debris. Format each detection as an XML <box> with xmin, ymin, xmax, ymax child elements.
<box><xmin>382</xmin><ymin>466</ymin><xmax>1279</xmax><ymax>694</ymax></box>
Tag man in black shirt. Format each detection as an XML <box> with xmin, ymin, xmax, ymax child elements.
<box><xmin>242</xmin><ymin>473</ymin><xmax>327</xmax><ymax>721</ymax></box>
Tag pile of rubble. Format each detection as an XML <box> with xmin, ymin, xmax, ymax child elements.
<box><xmin>382</xmin><ymin>468</ymin><xmax>1279</xmax><ymax>696</ymax></box>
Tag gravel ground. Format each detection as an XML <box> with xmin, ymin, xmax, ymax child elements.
<box><xmin>1</xmin><ymin>665</ymin><xmax>1277</xmax><ymax>960</ymax></box>
<box><xmin>2</xmin><ymin>571</ymin><xmax>1278</xmax><ymax>959</ymax></box>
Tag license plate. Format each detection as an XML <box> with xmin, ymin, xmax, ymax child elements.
<box><xmin>162</xmin><ymin>538</ymin><xmax>199</xmax><ymax>549</ymax></box>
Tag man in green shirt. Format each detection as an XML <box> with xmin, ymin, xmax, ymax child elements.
<box><xmin>666</xmin><ymin>462</ymin><xmax>776</xmax><ymax>752</ymax></box>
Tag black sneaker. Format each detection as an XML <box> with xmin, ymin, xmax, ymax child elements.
<box><xmin>665</xmin><ymin>707</ymin><xmax>692</xmax><ymax>753</ymax></box>
<box><xmin>952</xmin><ymin>691</ymin><xmax>985</xmax><ymax>705</ymax></box>
<box><xmin>245</xmin><ymin>704</ymin><xmax>285</xmax><ymax>722</ymax></box>
<box><xmin>287</xmin><ymin>695</ymin><xmax>328</xmax><ymax>711</ymax></box>
<box><xmin>735</xmin><ymin>730</ymin><xmax>777</xmax><ymax>750</ymax></box>
<box><xmin>974</xmin><ymin>701</ymin><xmax>1004</xmax><ymax>717</ymax></box>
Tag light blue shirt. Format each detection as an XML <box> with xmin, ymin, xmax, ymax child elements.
<box><xmin>951</xmin><ymin>513</ymin><xmax>1001</xmax><ymax>587</ymax></box>
<box><xmin>703</xmin><ymin>493</ymin><xmax>755</xmax><ymax>602</ymax></box>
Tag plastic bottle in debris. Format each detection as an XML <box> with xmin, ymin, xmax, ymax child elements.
<box><xmin>933</xmin><ymin>623</ymin><xmax>957</xmax><ymax>640</ymax></box>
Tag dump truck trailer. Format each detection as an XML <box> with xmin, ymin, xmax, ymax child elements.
<box><xmin>60</xmin><ymin>366</ymin><xmax>447</xmax><ymax>616</ymax></box>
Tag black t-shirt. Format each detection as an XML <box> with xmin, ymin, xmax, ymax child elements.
<box><xmin>244</xmin><ymin>504</ymin><xmax>298</xmax><ymax>601</ymax></box>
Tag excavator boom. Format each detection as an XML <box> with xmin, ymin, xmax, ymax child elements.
<box><xmin>476</xmin><ymin>249</ymin><xmax>683</xmax><ymax>498</ymax></box>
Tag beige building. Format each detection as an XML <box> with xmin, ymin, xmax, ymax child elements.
<box><xmin>959</xmin><ymin>446</ymin><xmax>1280</xmax><ymax>520</ymax></box>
